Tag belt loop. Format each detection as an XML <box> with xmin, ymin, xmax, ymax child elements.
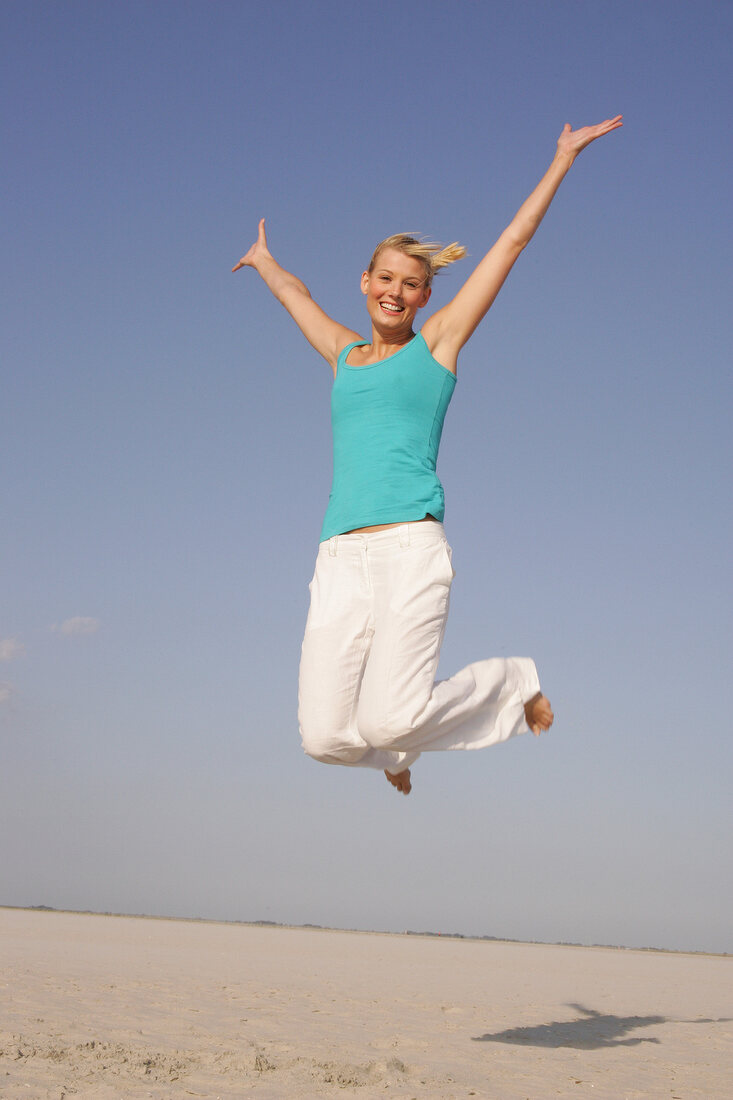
<box><xmin>329</xmin><ymin>535</ymin><xmax>338</xmax><ymax>557</ymax></box>
<box><xmin>398</xmin><ymin>524</ymin><xmax>410</xmax><ymax>548</ymax></box>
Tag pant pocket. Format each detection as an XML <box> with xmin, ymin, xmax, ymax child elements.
<box><xmin>442</xmin><ymin>540</ymin><xmax>456</xmax><ymax>580</ymax></box>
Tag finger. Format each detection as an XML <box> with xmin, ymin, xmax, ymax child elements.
<box><xmin>232</xmin><ymin>259</ymin><xmax>245</xmax><ymax>272</ymax></box>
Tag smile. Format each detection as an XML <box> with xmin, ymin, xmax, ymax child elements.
<box><xmin>380</xmin><ymin>302</ymin><xmax>403</xmax><ymax>314</ymax></box>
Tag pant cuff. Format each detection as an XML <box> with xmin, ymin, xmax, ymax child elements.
<box><xmin>385</xmin><ymin>750</ymin><xmax>421</xmax><ymax>775</ymax></box>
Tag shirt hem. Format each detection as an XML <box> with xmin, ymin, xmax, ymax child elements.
<box><xmin>320</xmin><ymin>505</ymin><xmax>446</xmax><ymax>543</ymax></box>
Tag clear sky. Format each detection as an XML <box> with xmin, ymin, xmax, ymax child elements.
<box><xmin>2</xmin><ymin>0</ymin><xmax>731</xmax><ymax>954</ymax></box>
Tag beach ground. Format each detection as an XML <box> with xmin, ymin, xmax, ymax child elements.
<box><xmin>1</xmin><ymin>907</ymin><xmax>731</xmax><ymax>1099</ymax></box>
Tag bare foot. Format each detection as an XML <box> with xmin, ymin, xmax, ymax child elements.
<box><xmin>524</xmin><ymin>693</ymin><xmax>554</xmax><ymax>736</ymax></box>
<box><xmin>384</xmin><ymin>768</ymin><xmax>412</xmax><ymax>795</ymax></box>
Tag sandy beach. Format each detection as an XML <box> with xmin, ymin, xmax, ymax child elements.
<box><xmin>1</xmin><ymin>907</ymin><xmax>730</xmax><ymax>1099</ymax></box>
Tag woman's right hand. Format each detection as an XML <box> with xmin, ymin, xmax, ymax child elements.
<box><xmin>230</xmin><ymin>218</ymin><xmax>357</xmax><ymax>372</ymax></box>
<box><xmin>232</xmin><ymin>218</ymin><xmax>270</xmax><ymax>272</ymax></box>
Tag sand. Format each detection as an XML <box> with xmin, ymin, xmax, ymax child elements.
<box><xmin>1</xmin><ymin>907</ymin><xmax>731</xmax><ymax>1099</ymax></box>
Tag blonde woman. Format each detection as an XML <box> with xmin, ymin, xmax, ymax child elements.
<box><xmin>234</xmin><ymin>117</ymin><xmax>622</xmax><ymax>795</ymax></box>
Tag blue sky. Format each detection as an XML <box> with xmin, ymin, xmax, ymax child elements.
<box><xmin>2</xmin><ymin>0</ymin><xmax>731</xmax><ymax>953</ymax></box>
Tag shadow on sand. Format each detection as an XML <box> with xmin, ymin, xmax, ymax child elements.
<box><xmin>472</xmin><ymin>1002</ymin><xmax>731</xmax><ymax>1050</ymax></box>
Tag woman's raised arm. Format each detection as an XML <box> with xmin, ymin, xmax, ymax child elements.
<box><xmin>424</xmin><ymin>117</ymin><xmax>623</xmax><ymax>369</ymax></box>
<box><xmin>233</xmin><ymin>219</ymin><xmax>358</xmax><ymax>373</ymax></box>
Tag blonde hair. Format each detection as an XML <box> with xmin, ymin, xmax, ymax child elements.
<box><xmin>368</xmin><ymin>234</ymin><xmax>466</xmax><ymax>288</ymax></box>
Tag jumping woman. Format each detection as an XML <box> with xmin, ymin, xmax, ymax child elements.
<box><xmin>233</xmin><ymin>116</ymin><xmax>622</xmax><ymax>795</ymax></box>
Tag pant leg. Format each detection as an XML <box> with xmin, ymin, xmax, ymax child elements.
<box><xmin>356</xmin><ymin>525</ymin><xmax>541</xmax><ymax>757</ymax></box>
<box><xmin>298</xmin><ymin>538</ymin><xmax>417</xmax><ymax>773</ymax></box>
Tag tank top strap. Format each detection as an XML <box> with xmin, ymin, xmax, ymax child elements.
<box><xmin>337</xmin><ymin>339</ymin><xmax>369</xmax><ymax>368</ymax></box>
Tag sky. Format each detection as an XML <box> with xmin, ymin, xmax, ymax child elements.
<box><xmin>2</xmin><ymin>0</ymin><xmax>731</xmax><ymax>954</ymax></box>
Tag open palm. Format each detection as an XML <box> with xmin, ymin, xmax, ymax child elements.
<box><xmin>557</xmin><ymin>116</ymin><xmax>623</xmax><ymax>157</ymax></box>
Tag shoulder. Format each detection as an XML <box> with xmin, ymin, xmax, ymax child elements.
<box><xmin>325</xmin><ymin>329</ymin><xmax>366</xmax><ymax>376</ymax></box>
<box><xmin>334</xmin><ymin>334</ymin><xmax>370</xmax><ymax>369</ymax></box>
<box><xmin>335</xmin><ymin>331</ymin><xmax>367</xmax><ymax>358</ymax></box>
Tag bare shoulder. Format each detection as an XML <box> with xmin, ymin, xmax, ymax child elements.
<box><xmin>334</xmin><ymin>328</ymin><xmax>366</xmax><ymax>356</ymax></box>
<box><xmin>329</xmin><ymin>327</ymin><xmax>366</xmax><ymax>374</ymax></box>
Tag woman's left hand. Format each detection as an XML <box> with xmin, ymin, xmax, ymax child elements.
<box><xmin>556</xmin><ymin>115</ymin><xmax>623</xmax><ymax>159</ymax></box>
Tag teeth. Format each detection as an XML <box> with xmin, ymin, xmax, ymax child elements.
<box><xmin>381</xmin><ymin>303</ymin><xmax>401</xmax><ymax>312</ymax></box>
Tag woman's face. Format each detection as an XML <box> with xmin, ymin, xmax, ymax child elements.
<box><xmin>361</xmin><ymin>248</ymin><xmax>432</xmax><ymax>332</ymax></box>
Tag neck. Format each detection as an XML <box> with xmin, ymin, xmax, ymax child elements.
<box><xmin>369</xmin><ymin>327</ymin><xmax>416</xmax><ymax>357</ymax></box>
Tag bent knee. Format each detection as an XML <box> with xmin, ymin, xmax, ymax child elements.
<box><xmin>357</xmin><ymin>711</ymin><xmax>413</xmax><ymax>753</ymax></box>
<box><xmin>299</xmin><ymin>722</ymin><xmax>370</xmax><ymax>766</ymax></box>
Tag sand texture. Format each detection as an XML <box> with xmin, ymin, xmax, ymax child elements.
<box><xmin>1</xmin><ymin>908</ymin><xmax>731</xmax><ymax>1099</ymax></box>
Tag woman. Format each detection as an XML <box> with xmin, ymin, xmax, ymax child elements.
<box><xmin>234</xmin><ymin>116</ymin><xmax>622</xmax><ymax>795</ymax></box>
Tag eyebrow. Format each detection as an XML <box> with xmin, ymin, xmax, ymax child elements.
<box><xmin>376</xmin><ymin>268</ymin><xmax>424</xmax><ymax>282</ymax></box>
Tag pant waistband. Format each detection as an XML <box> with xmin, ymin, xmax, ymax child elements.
<box><xmin>325</xmin><ymin>520</ymin><xmax>446</xmax><ymax>556</ymax></box>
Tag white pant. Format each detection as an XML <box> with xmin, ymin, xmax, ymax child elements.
<box><xmin>298</xmin><ymin>521</ymin><xmax>541</xmax><ymax>775</ymax></box>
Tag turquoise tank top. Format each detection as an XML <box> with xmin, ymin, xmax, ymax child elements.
<box><xmin>320</xmin><ymin>331</ymin><xmax>456</xmax><ymax>541</ymax></box>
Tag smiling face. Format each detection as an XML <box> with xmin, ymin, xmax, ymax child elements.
<box><xmin>361</xmin><ymin>247</ymin><xmax>432</xmax><ymax>335</ymax></box>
